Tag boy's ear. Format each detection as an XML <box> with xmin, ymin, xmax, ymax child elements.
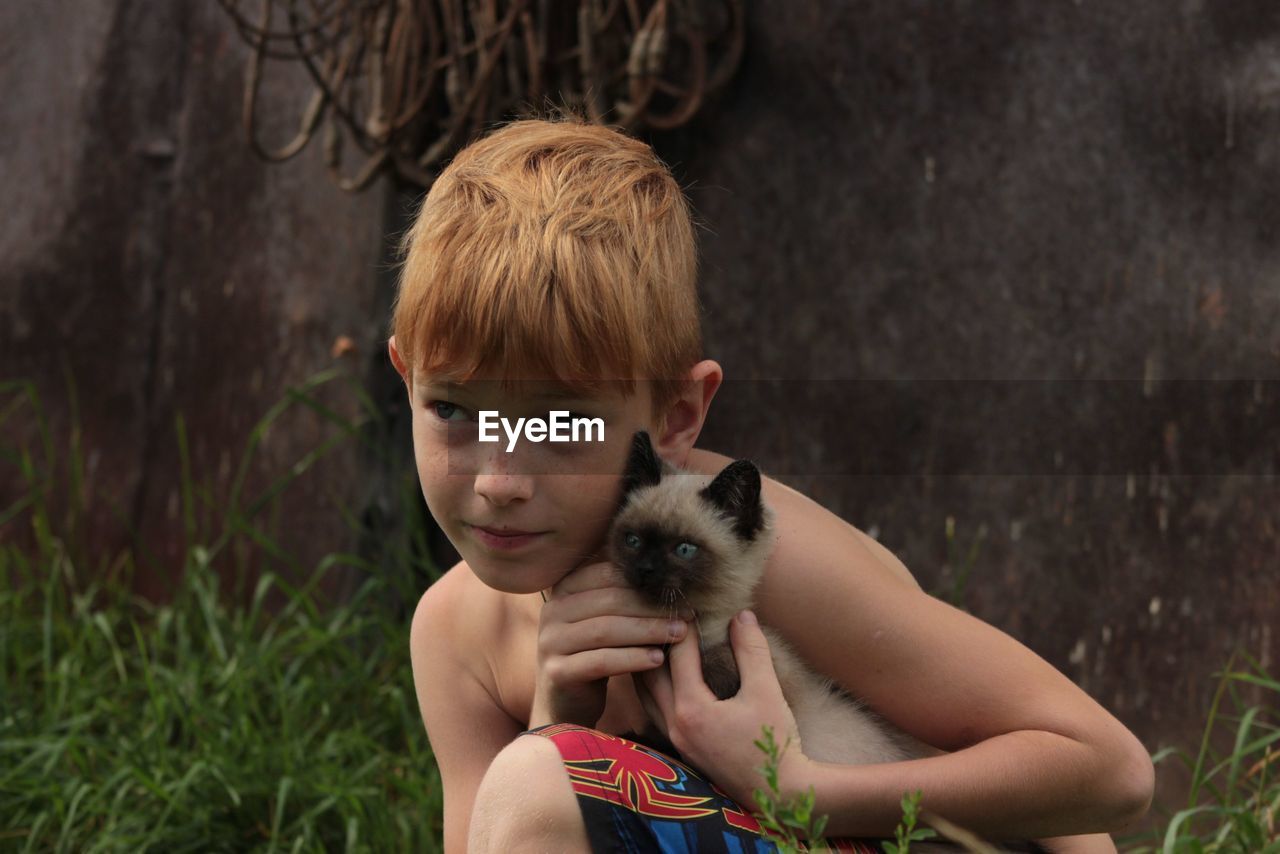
<box><xmin>388</xmin><ymin>336</ymin><xmax>411</xmax><ymax>384</ymax></box>
<box><xmin>654</xmin><ymin>359</ymin><xmax>723</xmax><ymax>464</ymax></box>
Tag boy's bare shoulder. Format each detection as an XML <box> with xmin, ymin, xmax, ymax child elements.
<box><xmin>411</xmin><ymin>561</ymin><xmax>502</xmax><ymax>673</ymax></box>
<box><xmin>685</xmin><ymin>447</ymin><xmax>920</xmax><ymax>591</ymax></box>
<box><xmin>411</xmin><ymin>560</ymin><xmax>534</xmax><ymax>685</ymax></box>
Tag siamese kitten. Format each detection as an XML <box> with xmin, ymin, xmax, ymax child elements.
<box><xmin>608</xmin><ymin>430</ymin><xmax>930</xmax><ymax>767</ymax></box>
<box><xmin>608</xmin><ymin>432</ymin><xmax>1048</xmax><ymax>854</ymax></box>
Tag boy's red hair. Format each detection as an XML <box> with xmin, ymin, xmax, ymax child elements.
<box><xmin>392</xmin><ymin>115</ymin><xmax>702</xmax><ymax>422</ymax></box>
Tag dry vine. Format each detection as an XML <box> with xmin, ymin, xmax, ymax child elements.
<box><xmin>216</xmin><ymin>0</ymin><xmax>745</xmax><ymax>191</ymax></box>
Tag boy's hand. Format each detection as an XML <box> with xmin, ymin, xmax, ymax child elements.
<box><xmin>640</xmin><ymin>610</ymin><xmax>812</xmax><ymax>807</ymax></box>
<box><xmin>529</xmin><ymin>561</ymin><xmax>690</xmax><ymax>729</ymax></box>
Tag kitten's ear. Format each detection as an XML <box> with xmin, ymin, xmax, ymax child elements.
<box><xmin>699</xmin><ymin>460</ymin><xmax>765</xmax><ymax>541</ymax></box>
<box><xmin>619</xmin><ymin>431</ymin><xmax>663</xmax><ymax>503</ymax></box>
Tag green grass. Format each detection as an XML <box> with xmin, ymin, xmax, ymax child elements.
<box><xmin>1119</xmin><ymin>651</ymin><xmax>1280</xmax><ymax>853</ymax></box>
<box><xmin>3</xmin><ymin>374</ymin><xmax>1278</xmax><ymax>853</ymax></box>
<box><xmin>932</xmin><ymin>514</ymin><xmax>988</xmax><ymax>610</ymax></box>
<box><xmin>751</xmin><ymin>723</ymin><xmax>828</xmax><ymax>852</ymax></box>
<box><xmin>0</xmin><ymin>376</ymin><xmax>442</xmax><ymax>852</ymax></box>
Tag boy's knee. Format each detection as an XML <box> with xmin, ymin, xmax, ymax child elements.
<box><xmin>469</xmin><ymin>734</ymin><xmax>591</xmax><ymax>853</ymax></box>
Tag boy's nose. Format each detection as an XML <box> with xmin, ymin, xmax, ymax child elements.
<box><xmin>473</xmin><ymin>449</ymin><xmax>534</xmax><ymax>505</ymax></box>
<box><xmin>474</xmin><ymin>471</ymin><xmax>534</xmax><ymax>505</ymax></box>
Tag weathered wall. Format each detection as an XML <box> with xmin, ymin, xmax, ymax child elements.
<box><xmin>4</xmin><ymin>0</ymin><xmax>1278</xmax><ymax>832</ymax></box>
<box><xmin>0</xmin><ymin>2</ymin><xmax>388</xmax><ymax>602</ymax></box>
<box><xmin>656</xmin><ymin>0</ymin><xmax>1280</xmax><ymax>828</ymax></box>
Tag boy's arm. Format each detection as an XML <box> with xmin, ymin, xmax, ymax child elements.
<box><xmin>762</xmin><ymin>474</ymin><xmax>922</xmax><ymax>592</ymax></box>
<box><xmin>410</xmin><ymin>566</ymin><xmax>524</xmax><ymax>853</ymax></box>
<box><xmin>674</xmin><ymin>453</ymin><xmax>1149</xmax><ymax>840</ymax></box>
<box><xmin>739</xmin><ymin>478</ymin><xmax>1153</xmax><ymax>839</ymax></box>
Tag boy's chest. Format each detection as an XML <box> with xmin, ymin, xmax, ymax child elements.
<box><xmin>493</xmin><ymin>616</ymin><xmax>654</xmax><ymax>735</ymax></box>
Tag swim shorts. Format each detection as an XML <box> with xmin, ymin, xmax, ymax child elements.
<box><xmin>522</xmin><ymin>723</ymin><xmax>882</xmax><ymax>853</ymax></box>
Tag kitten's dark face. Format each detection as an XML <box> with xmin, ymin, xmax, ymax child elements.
<box><xmin>607</xmin><ymin>431</ymin><xmax>768</xmax><ymax>613</ymax></box>
<box><xmin>610</xmin><ymin>522</ymin><xmax>718</xmax><ymax>606</ymax></box>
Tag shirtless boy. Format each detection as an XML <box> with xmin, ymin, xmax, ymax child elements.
<box><xmin>390</xmin><ymin>116</ymin><xmax>1154</xmax><ymax>852</ymax></box>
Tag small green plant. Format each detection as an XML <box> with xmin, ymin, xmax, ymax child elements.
<box><xmin>933</xmin><ymin>515</ymin><xmax>988</xmax><ymax>610</ymax></box>
<box><xmin>752</xmin><ymin>724</ymin><xmax>828</xmax><ymax>852</ymax></box>
<box><xmin>882</xmin><ymin>789</ymin><xmax>938</xmax><ymax>853</ymax></box>
<box><xmin>751</xmin><ymin>732</ymin><xmax>950</xmax><ymax>853</ymax></box>
<box><xmin>1119</xmin><ymin>650</ymin><xmax>1280</xmax><ymax>853</ymax></box>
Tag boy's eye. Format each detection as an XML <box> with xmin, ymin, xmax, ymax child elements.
<box><xmin>545</xmin><ymin>411</ymin><xmax>598</xmax><ymax>427</ymax></box>
<box><xmin>673</xmin><ymin>542</ymin><xmax>698</xmax><ymax>559</ymax></box>
<box><xmin>430</xmin><ymin>401</ymin><xmax>470</xmax><ymax>421</ymax></box>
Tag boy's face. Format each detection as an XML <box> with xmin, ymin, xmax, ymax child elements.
<box><xmin>406</xmin><ymin>365</ymin><xmax>665</xmax><ymax>595</ymax></box>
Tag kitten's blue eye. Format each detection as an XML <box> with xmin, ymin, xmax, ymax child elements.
<box><xmin>624</xmin><ymin>532</ymin><xmax>641</xmax><ymax>550</ymax></box>
<box><xmin>673</xmin><ymin>542</ymin><xmax>698</xmax><ymax>559</ymax></box>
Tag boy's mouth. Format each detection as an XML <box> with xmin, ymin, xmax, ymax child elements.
<box><xmin>471</xmin><ymin>523</ymin><xmax>542</xmax><ymax>536</ymax></box>
<box><xmin>467</xmin><ymin>523</ymin><xmax>548</xmax><ymax>550</ymax></box>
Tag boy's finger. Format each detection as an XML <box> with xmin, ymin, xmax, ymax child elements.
<box><xmin>548</xmin><ymin>587</ymin><xmax>690</xmax><ymax>626</ymax></box>
<box><xmin>558</xmin><ymin>646</ymin><xmax>667</xmax><ymax>683</ymax></box>
<box><xmin>638</xmin><ymin>666</ymin><xmax>674</xmax><ymax>725</ymax></box>
<box><xmin>549</xmin><ymin>567</ymin><xmax>696</xmax><ymax>621</ymax></box>
<box><xmin>728</xmin><ymin>610</ymin><xmax>780</xmax><ymax>694</ymax></box>
<box><xmin>553</xmin><ymin>613</ymin><xmax>688</xmax><ymax>651</ymax></box>
<box><xmin>667</xmin><ymin>623</ymin><xmax>717</xmax><ymax>704</ymax></box>
<box><xmin>550</xmin><ymin>560</ymin><xmax>626</xmax><ymax>596</ymax></box>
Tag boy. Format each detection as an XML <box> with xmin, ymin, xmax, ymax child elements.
<box><xmin>390</xmin><ymin>115</ymin><xmax>1153</xmax><ymax>852</ymax></box>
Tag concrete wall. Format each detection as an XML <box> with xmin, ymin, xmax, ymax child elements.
<box><xmin>4</xmin><ymin>0</ymin><xmax>1277</xmax><ymax>828</ymax></box>
<box><xmin>0</xmin><ymin>2</ymin><xmax>388</xmax><ymax>602</ymax></box>
<box><xmin>657</xmin><ymin>0</ymin><xmax>1280</xmax><ymax>823</ymax></box>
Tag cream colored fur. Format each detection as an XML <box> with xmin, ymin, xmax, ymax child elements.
<box><xmin>612</xmin><ymin>463</ymin><xmax>934</xmax><ymax>767</ymax></box>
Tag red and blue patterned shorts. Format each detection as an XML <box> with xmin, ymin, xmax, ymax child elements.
<box><xmin>524</xmin><ymin>723</ymin><xmax>882</xmax><ymax>853</ymax></box>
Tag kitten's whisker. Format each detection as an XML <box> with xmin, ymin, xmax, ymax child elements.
<box><xmin>672</xmin><ymin>588</ymin><xmax>704</xmax><ymax>650</ymax></box>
